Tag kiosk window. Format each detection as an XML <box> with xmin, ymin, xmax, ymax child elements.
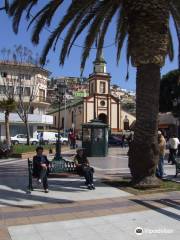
<box><xmin>93</xmin><ymin>129</ymin><xmax>103</xmax><ymax>142</ymax></box>
<box><xmin>83</xmin><ymin>128</ymin><xmax>91</xmax><ymax>142</ymax></box>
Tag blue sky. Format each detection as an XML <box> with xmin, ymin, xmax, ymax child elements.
<box><xmin>0</xmin><ymin>1</ymin><xmax>179</xmax><ymax>91</ymax></box>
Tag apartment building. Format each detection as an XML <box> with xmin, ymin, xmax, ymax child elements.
<box><xmin>0</xmin><ymin>61</ymin><xmax>53</xmax><ymax>141</ymax></box>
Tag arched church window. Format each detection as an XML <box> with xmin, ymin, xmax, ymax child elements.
<box><xmin>100</xmin><ymin>82</ymin><xmax>106</xmax><ymax>94</ymax></box>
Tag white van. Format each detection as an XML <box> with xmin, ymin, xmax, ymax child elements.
<box><xmin>38</xmin><ymin>131</ymin><xmax>57</xmax><ymax>144</ymax></box>
<box><xmin>38</xmin><ymin>131</ymin><xmax>68</xmax><ymax>145</ymax></box>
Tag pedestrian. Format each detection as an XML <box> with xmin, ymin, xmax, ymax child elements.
<box><xmin>156</xmin><ymin>131</ymin><xmax>166</xmax><ymax>178</ymax></box>
<box><xmin>168</xmin><ymin>134</ymin><xmax>180</xmax><ymax>164</ymax></box>
<box><xmin>74</xmin><ymin>148</ymin><xmax>95</xmax><ymax>190</ymax></box>
<box><xmin>71</xmin><ymin>132</ymin><xmax>76</xmax><ymax>149</ymax></box>
<box><xmin>121</xmin><ymin>134</ymin><xmax>125</xmax><ymax>148</ymax></box>
<box><xmin>127</xmin><ymin>133</ymin><xmax>133</xmax><ymax>147</ymax></box>
<box><xmin>68</xmin><ymin>130</ymin><xmax>76</xmax><ymax>149</ymax></box>
<box><xmin>33</xmin><ymin>146</ymin><xmax>49</xmax><ymax>193</ymax></box>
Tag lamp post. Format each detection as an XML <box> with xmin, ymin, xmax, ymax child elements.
<box><xmin>55</xmin><ymin>81</ymin><xmax>66</xmax><ymax>160</ymax></box>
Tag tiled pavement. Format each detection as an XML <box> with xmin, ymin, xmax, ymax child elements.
<box><xmin>0</xmin><ymin>148</ymin><xmax>180</xmax><ymax>240</ymax></box>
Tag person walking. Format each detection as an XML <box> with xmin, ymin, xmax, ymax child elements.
<box><xmin>74</xmin><ymin>148</ymin><xmax>95</xmax><ymax>190</ymax></box>
<box><xmin>168</xmin><ymin>135</ymin><xmax>180</xmax><ymax>165</ymax></box>
<box><xmin>156</xmin><ymin>131</ymin><xmax>166</xmax><ymax>178</ymax></box>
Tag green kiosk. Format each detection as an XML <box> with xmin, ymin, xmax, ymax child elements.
<box><xmin>82</xmin><ymin>119</ymin><xmax>108</xmax><ymax>157</ymax></box>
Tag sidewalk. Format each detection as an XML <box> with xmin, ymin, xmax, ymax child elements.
<box><xmin>0</xmin><ymin>147</ymin><xmax>179</xmax><ymax>240</ymax></box>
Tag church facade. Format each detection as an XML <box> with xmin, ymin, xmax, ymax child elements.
<box><xmin>51</xmin><ymin>56</ymin><xmax>135</xmax><ymax>133</ymax></box>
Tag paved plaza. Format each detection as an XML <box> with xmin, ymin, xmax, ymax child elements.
<box><xmin>0</xmin><ymin>147</ymin><xmax>179</xmax><ymax>240</ymax></box>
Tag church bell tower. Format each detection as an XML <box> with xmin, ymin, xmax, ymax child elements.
<box><xmin>89</xmin><ymin>52</ymin><xmax>110</xmax><ymax>96</ymax></box>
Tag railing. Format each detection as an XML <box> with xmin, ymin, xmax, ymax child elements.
<box><xmin>0</xmin><ymin>113</ymin><xmax>53</xmax><ymax>124</ymax></box>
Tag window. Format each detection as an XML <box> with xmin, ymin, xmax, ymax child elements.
<box><xmin>91</xmin><ymin>82</ymin><xmax>94</xmax><ymax>94</ymax></box>
<box><xmin>24</xmin><ymin>87</ymin><xmax>30</xmax><ymax>96</ymax></box>
<box><xmin>25</xmin><ymin>74</ymin><xmax>31</xmax><ymax>80</ymax></box>
<box><xmin>83</xmin><ymin>128</ymin><xmax>91</xmax><ymax>142</ymax></box>
<box><xmin>0</xmin><ymin>85</ymin><xmax>5</xmax><ymax>94</ymax></box>
<box><xmin>62</xmin><ymin>117</ymin><xmax>64</xmax><ymax>128</ymax></box>
<box><xmin>16</xmin><ymin>86</ymin><xmax>23</xmax><ymax>95</ymax></box>
<box><xmin>100</xmin><ymin>82</ymin><xmax>106</xmax><ymax>94</ymax></box>
<box><xmin>39</xmin><ymin>89</ymin><xmax>45</xmax><ymax>101</ymax></box>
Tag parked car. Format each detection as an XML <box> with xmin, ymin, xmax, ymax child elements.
<box><xmin>108</xmin><ymin>135</ymin><xmax>122</xmax><ymax>146</ymax></box>
<box><xmin>11</xmin><ymin>134</ymin><xmax>39</xmax><ymax>145</ymax></box>
<box><xmin>59</xmin><ymin>134</ymin><xmax>68</xmax><ymax>145</ymax></box>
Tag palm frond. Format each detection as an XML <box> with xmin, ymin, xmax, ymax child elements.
<box><xmin>167</xmin><ymin>27</ymin><xmax>174</xmax><ymax>61</ymax></box>
<box><xmin>97</xmin><ymin>4</ymin><xmax>119</xmax><ymax>57</ymax></box>
<box><xmin>53</xmin><ymin>0</ymin><xmax>97</xmax><ymax>50</ymax></box>
<box><xmin>60</xmin><ymin>10</ymin><xmax>87</xmax><ymax>65</ymax></box>
<box><xmin>26</xmin><ymin>0</ymin><xmax>38</xmax><ymax>20</ymax></box>
<box><xmin>116</xmin><ymin>11</ymin><xmax>128</xmax><ymax>64</ymax></box>
<box><xmin>9</xmin><ymin>0</ymin><xmax>37</xmax><ymax>33</ymax></box>
<box><xmin>40</xmin><ymin>0</ymin><xmax>97</xmax><ymax>65</ymax></box>
<box><xmin>29</xmin><ymin>0</ymin><xmax>64</xmax><ymax>44</ymax></box>
<box><xmin>81</xmin><ymin>0</ymin><xmax>115</xmax><ymax>71</ymax></box>
<box><xmin>170</xmin><ymin>1</ymin><xmax>180</xmax><ymax>68</ymax></box>
<box><xmin>67</xmin><ymin>10</ymin><xmax>97</xmax><ymax>56</ymax></box>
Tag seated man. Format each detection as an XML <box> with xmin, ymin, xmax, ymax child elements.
<box><xmin>33</xmin><ymin>146</ymin><xmax>49</xmax><ymax>193</ymax></box>
<box><xmin>74</xmin><ymin>148</ymin><xmax>95</xmax><ymax>190</ymax></box>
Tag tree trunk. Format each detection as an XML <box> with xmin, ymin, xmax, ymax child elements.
<box><xmin>128</xmin><ymin>64</ymin><xmax>161</xmax><ymax>187</ymax></box>
<box><xmin>5</xmin><ymin>110</ymin><xmax>11</xmax><ymax>145</ymax></box>
<box><xmin>25</xmin><ymin>119</ymin><xmax>30</xmax><ymax>145</ymax></box>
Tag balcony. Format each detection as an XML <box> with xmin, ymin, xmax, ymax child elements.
<box><xmin>0</xmin><ymin>113</ymin><xmax>53</xmax><ymax>125</ymax></box>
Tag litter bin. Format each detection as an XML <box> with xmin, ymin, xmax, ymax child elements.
<box><xmin>82</xmin><ymin>119</ymin><xmax>108</xmax><ymax>157</ymax></box>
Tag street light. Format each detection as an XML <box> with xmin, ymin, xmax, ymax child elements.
<box><xmin>55</xmin><ymin>80</ymin><xmax>67</xmax><ymax>160</ymax></box>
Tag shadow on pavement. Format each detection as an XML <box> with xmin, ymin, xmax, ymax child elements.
<box><xmin>131</xmin><ymin>199</ymin><xmax>180</xmax><ymax>221</ymax></box>
<box><xmin>154</xmin><ymin>199</ymin><xmax>180</xmax><ymax>211</ymax></box>
<box><xmin>0</xmin><ymin>188</ymin><xmax>74</xmax><ymax>207</ymax></box>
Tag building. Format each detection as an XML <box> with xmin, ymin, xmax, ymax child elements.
<box><xmin>47</xmin><ymin>76</ymin><xmax>89</xmax><ymax>104</ymax></box>
<box><xmin>0</xmin><ymin>61</ymin><xmax>53</xmax><ymax>140</ymax></box>
<box><xmin>158</xmin><ymin>112</ymin><xmax>179</xmax><ymax>138</ymax></box>
<box><xmin>50</xmin><ymin>55</ymin><xmax>135</xmax><ymax>133</ymax></box>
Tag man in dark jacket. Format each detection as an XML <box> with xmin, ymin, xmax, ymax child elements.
<box><xmin>33</xmin><ymin>146</ymin><xmax>49</xmax><ymax>193</ymax></box>
<box><xmin>74</xmin><ymin>148</ymin><xmax>95</xmax><ymax>190</ymax></box>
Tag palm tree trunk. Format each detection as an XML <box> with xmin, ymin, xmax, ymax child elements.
<box><xmin>128</xmin><ymin>63</ymin><xmax>160</xmax><ymax>187</ymax></box>
<box><xmin>5</xmin><ymin>110</ymin><xmax>11</xmax><ymax>145</ymax></box>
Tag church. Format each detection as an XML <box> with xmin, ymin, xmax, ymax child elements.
<box><xmin>50</xmin><ymin>54</ymin><xmax>135</xmax><ymax>133</ymax></box>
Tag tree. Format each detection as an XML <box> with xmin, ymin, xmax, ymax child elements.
<box><xmin>160</xmin><ymin>70</ymin><xmax>180</xmax><ymax>117</ymax></box>
<box><xmin>8</xmin><ymin>0</ymin><xmax>180</xmax><ymax>186</ymax></box>
<box><xmin>16</xmin><ymin>75</ymin><xmax>38</xmax><ymax>145</ymax></box>
<box><xmin>0</xmin><ymin>73</ymin><xmax>17</xmax><ymax>145</ymax></box>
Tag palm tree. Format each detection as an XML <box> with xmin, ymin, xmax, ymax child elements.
<box><xmin>8</xmin><ymin>0</ymin><xmax>180</xmax><ymax>186</ymax></box>
<box><xmin>0</xmin><ymin>98</ymin><xmax>16</xmax><ymax>145</ymax></box>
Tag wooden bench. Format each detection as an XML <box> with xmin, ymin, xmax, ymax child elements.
<box><xmin>27</xmin><ymin>157</ymin><xmax>77</xmax><ymax>192</ymax></box>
